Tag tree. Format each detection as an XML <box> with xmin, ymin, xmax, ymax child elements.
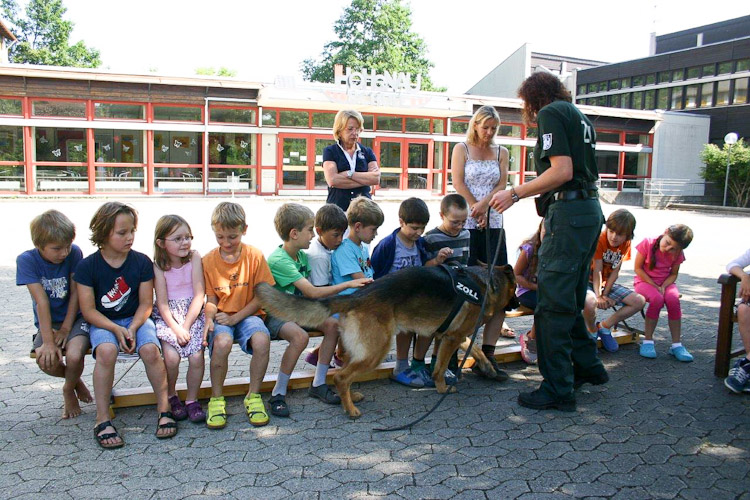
<box><xmin>1</xmin><ymin>0</ymin><xmax>100</xmax><ymax>67</ymax></box>
<box><xmin>700</xmin><ymin>138</ymin><xmax>750</xmax><ymax>207</ymax></box>
<box><xmin>195</xmin><ymin>67</ymin><xmax>237</xmax><ymax>77</ymax></box>
<box><xmin>301</xmin><ymin>0</ymin><xmax>444</xmax><ymax>91</ymax></box>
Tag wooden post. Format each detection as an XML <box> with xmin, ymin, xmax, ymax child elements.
<box><xmin>715</xmin><ymin>274</ymin><xmax>739</xmax><ymax>377</ymax></box>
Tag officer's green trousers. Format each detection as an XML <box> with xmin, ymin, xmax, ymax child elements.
<box><xmin>535</xmin><ymin>198</ymin><xmax>605</xmax><ymax>399</ymax></box>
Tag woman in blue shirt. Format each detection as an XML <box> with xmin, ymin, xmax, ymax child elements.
<box><xmin>322</xmin><ymin>110</ymin><xmax>381</xmax><ymax>211</ymax></box>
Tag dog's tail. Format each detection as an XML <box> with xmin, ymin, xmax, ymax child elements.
<box><xmin>255</xmin><ymin>283</ymin><xmax>333</xmax><ymax>328</ymax></box>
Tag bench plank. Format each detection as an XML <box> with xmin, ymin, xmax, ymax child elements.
<box><xmin>715</xmin><ymin>273</ymin><xmax>743</xmax><ymax>377</ymax></box>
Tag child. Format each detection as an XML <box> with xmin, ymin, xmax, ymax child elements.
<box><xmin>331</xmin><ymin>196</ymin><xmax>383</xmax><ymax>291</ymax></box>
<box><xmin>372</xmin><ymin>197</ymin><xmax>444</xmax><ymax>388</ymax></box>
<box><xmin>203</xmin><ymin>202</ymin><xmax>307</xmax><ymax>427</ymax></box>
<box><xmin>725</xmin><ymin>248</ymin><xmax>750</xmax><ymax>393</ymax></box>
<box><xmin>583</xmin><ymin>209</ymin><xmax>646</xmax><ymax>352</ymax></box>
<box><xmin>633</xmin><ymin>224</ymin><xmax>694</xmax><ymax>361</ymax></box>
<box><xmin>267</xmin><ymin>203</ymin><xmax>370</xmax><ymax>405</ymax></box>
<box><xmin>152</xmin><ymin>215</ymin><xmax>206</xmax><ymax>423</ymax></box>
<box><xmin>75</xmin><ymin>202</ymin><xmax>176</xmax><ymax>448</ymax></box>
<box><xmin>16</xmin><ymin>210</ymin><xmax>92</xmax><ymax>419</ymax></box>
<box><xmin>514</xmin><ymin>220</ymin><xmax>545</xmax><ymax>364</ymax></box>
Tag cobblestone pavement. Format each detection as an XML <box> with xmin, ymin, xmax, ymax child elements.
<box><xmin>0</xmin><ymin>197</ymin><xmax>749</xmax><ymax>499</ymax></box>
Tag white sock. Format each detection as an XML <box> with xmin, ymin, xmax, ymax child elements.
<box><xmin>394</xmin><ymin>359</ymin><xmax>409</xmax><ymax>375</ymax></box>
<box><xmin>671</xmin><ymin>342</ymin><xmax>682</xmax><ymax>349</ymax></box>
<box><xmin>312</xmin><ymin>363</ymin><xmax>329</xmax><ymax>388</ymax></box>
<box><xmin>272</xmin><ymin>372</ymin><xmax>290</xmax><ymax>396</ymax></box>
<box><xmin>643</xmin><ymin>339</ymin><xmax>654</xmax><ymax>345</ymax></box>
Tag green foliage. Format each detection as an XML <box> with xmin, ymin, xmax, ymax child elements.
<box><xmin>700</xmin><ymin>138</ymin><xmax>750</xmax><ymax>207</ymax></box>
<box><xmin>301</xmin><ymin>0</ymin><xmax>444</xmax><ymax>91</ymax></box>
<box><xmin>195</xmin><ymin>67</ymin><xmax>237</xmax><ymax>77</ymax></box>
<box><xmin>2</xmin><ymin>0</ymin><xmax>100</xmax><ymax>67</ymax></box>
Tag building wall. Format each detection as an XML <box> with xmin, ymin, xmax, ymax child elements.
<box><xmin>656</xmin><ymin>15</ymin><xmax>750</xmax><ymax>53</ymax></box>
<box><xmin>651</xmin><ymin>111</ymin><xmax>711</xmax><ymax>193</ymax></box>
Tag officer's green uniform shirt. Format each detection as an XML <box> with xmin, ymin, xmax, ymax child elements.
<box><xmin>533</xmin><ymin>100</ymin><xmax>599</xmax><ymax>191</ymax></box>
<box><xmin>268</xmin><ymin>246</ymin><xmax>309</xmax><ymax>295</ymax></box>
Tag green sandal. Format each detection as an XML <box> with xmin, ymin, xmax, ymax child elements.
<box><xmin>206</xmin><ymin>396</ymin><xmax>227</xmax><ymax>429</ymax></box>
<box><xmin>243</xmin><ymin>393</ymin><xmax>269</xmax><ymax>427</ymax></box>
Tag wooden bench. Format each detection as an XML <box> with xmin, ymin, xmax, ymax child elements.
<box><xmin>715</xmin><ymin>274</ymin><xmax>744</xmax><ymax>377</ymax></box>
<box><xmin>30</xmin><ymin>307</ymin><xmax>637</xmax><ymax>410</ymax></box>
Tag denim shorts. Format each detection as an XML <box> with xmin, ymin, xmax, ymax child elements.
<box><xmin>89</xmin><ymin>317</ymin><xmax>159</xmax><ymax>359</ymax></box>
<box><xmin>32</xmin><ymin>317</ymin><xmax>90</xmax><ymax>351</ymax></box>
<box><xmin>210</xmin><ymin>314</ymin><xmax>286</xmax><ymax>356</ymax></box>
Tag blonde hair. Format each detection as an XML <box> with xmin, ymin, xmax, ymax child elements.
<box><xmin>89</xmin><ymin>202</ymin><xmax>138</xmax><ymax>248</ymax></box>
<box><xmin>30</xmin><ymin>210</ymin><xmax>76</xmax><ymax>248</ymax></box>
<box><xmin>333</xmin><ymin>109</ymin><xmax>364</xmax><ymax>142</ymax></box>
<box><xmin>211</xmin><ymin>202</ymin><xmax>247</xmax><ymax>230</ymax></box>
<box><xmin>346</xmin><ymin>196</ymin><xmax>384</xmax><ymax>228</ymax></box>
<box><xmin>153</xmin><ymin>215</ymin><xmax>193</xmax><ymax>271</ymax></box>
<box><xmin>274</xmin><ymin>203</ymin><xmax>314</xmax><ymax>241</ymax></box>
<box><xmin>466</xmin><ymin>105</ymin><xmax>500</xmax><ymax>146</ymax></box>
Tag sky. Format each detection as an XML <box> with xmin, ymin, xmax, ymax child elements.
<box><xmin>52</xmin><ymin>0</ymin><xmax>750</xmax><ymax>94</ymax></box>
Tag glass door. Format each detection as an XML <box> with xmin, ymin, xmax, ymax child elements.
<box><xmin>314</xmin><ymin>137</ymin><xmax>335</xmax><ymax>189</ymax></box>
<box><xmin>377</xmin><ymin>140</ymin><xmax>402</xmax><ymax>189</ymax></box>
<box><xmin>406</xmin><ymin>139</ymin><xmax>432</xmax><ymax>190</ymax></box>
<box><xmin>279</xmin><ymin>135</ymin><xmax>308</xmax><ymax>189</ymax></box>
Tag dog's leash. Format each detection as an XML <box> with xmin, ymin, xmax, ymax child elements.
<box><xmin>375</xmin><ymin>208</ymin><xmax>502</xmax><ymax>432</ymax></box>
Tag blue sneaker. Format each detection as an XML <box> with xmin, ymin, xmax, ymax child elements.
<box><xmin>413</xmin><ymin>365</ymin><xmax>435</xmax><ymax>388</ymax></box>
<box><xmin>391</xmin><ymin>367</ymin><xmax>424</xmax><ymax>388</ymax></box>
<box><xmin>668</xmin><ymin>345</ymin><xmax>693</xmax><ymax>362</ymax></box>
<box><xmin>640</xmin><ymin>343</ymin><xmax>657</xmax><ymax>359</ymax></box>
<box><xmin>597</xmin><ymin>324</ymin><xmax>619</xmax><ymax>353</ymax></box>
<box><xmin>444</xmin><ymin>369</ymin><xmax>458</xmax><ymax>386</ymax></box>
<box><xmin>725</xmin><ymin>359</ymin><xmax>750</xmax><ymax>393</ymax></box>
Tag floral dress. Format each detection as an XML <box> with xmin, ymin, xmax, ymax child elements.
<box><xmin>462</xmin><ymin>142</ymin><xmax>504</xmax><ymax>230</ymax></box>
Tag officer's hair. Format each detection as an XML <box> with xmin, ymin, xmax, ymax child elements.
<box><xmin>440</xmin><ymin>194</ymin><xmax>468</xmax><ymax>215</ymax></box>
<box><xmin>30</xmin><ymin>210</ymin><xmax>76</xmax><ymax>248</ymax></box>
<box><xmin>605</xmin><ymin>209</ymin><xmax>636</xmax><ymax>241</ymax></box>
<box><xmin>332</xmin><ymin>109</ymin><xmax>364</xmax><ymax>142</ymax></box>
<box><xmin>347</xmin><ymin>196</ymin><xmax>384</xmax><ymax>228</ymax></box>
<box><xmin>89</xmin><ymin>202</ymin><xmax>138</xmax><ymax>248</ymax></box>
<box><xmin>518</xmin><ymin>72</ymin><xmax>572</xmax><ymax>126</ymax></box>
<box><xmin>315</xmin><ymin>204</ymin><xmax>348</xmax><ymax>233</ymax></box>
<box><xmin>398</xmin><ymin>197</ymin><xmax>430</xmax><ymax>225</ymax></box>
<box><xmin>274</xmin><ymin>203</ymin><xmax>314</xmax><ymax>241</ymax></box>
<box><xmin>466</xmin><ymin>105</ymin><xmax>500</xmax><ymax>146</ymax></box>
<box><xmin>211</xmin><ymin>202</ymin><xmax>247</xmax><ymax>231</ymax></box>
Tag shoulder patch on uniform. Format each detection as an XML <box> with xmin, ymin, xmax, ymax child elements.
<box><xmin>542</xmin><ymin>133</ymin><xmax>553</xmax><ymax>151</ymax></box>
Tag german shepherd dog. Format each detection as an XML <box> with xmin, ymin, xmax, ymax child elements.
<box><xmin>255</xmin><ymin>264</ymin><xmax>516</xmax><ymax>418</ymax></box>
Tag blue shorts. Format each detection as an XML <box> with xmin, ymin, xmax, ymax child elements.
<box><xmin>210</xmin><ymin>314</ymin><xmax>286</xmax><ymax>356</ymax></box>
<box><xmin>587</xmin><ymin>282</ymin><xmax>633</xmax><ymax>306</ymax></box>
<box><xmin>89</xmin><ymin>317</ymin><xmax>159</xmax><ymax>359</ymax></box>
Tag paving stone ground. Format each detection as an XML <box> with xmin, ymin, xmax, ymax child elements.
<box><xmin>0</xmin><ymin>197</ymin><xmax>749</xmax><ymax>499</ymax></box>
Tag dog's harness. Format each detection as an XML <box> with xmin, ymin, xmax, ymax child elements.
<box><xmin>435</xmin><ymin>264</ymin><xmax>483</xmax><ymax>334</ymax></box>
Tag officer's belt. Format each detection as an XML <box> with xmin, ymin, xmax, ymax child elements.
<box><xmin>436</xmin><ymin>264</ymin><xmax>483</xmax><ymax>334</ymax></box>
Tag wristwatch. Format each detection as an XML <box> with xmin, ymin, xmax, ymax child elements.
<box><xmin>510</xmin><ymin>187</ymin><xmax>520</xmax><ymax>203</ymax></box>
<box><xmin>347</xmin><ymin>170</ymin><xmax>354</xmax><ymax>179</ymax></box>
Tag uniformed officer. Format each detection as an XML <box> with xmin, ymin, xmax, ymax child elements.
<box><xmin>490</xmin><ymin>72</ymin><xmax>607</xmax><ymax>411</ymax></box>
<box><xmin>322</xmin><ymin>110</ymin><xmax>381</xmax><ymax>212</ymax></box>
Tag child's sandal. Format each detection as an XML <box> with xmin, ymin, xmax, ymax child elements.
<box><xmin>94</xmin><ymin>420</ymin><xmax>124</xmax><ymax>449</ymax></box>
<box><xmin>268</xmin><ymin>394</ymin><xmax>290</xmax><ymax>417</ymax></box>
<box><xmin>243</xmin><ymin>393</ymin><xmax>269</xmax><ymax>427</ymax></box>
<box><xmin>155</xmin><ymin>411</ymin><xmax>178</xmax><ymax>439</ymax></box>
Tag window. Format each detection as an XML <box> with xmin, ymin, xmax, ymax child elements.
<box><xmin>632</xmin><ymin>75</ymin><xmax>644</xmax><ymax>87</ymax></box>
<box><xmin>631</xmin><ymin>91</ymin><xmax>643</xmax><ymax>109</ymax></box>
<box><xmin>734</xmin><ymin>78</ymin><xmax>748</xmax><ymax>105</ymax></box>
<box><xmin>279</xmin><ymin>111</ymin><xmax>309</xmax><ymax>127</ymax></box>
<box><xmin>645</xmin><ymin>74</ymin><xmax>656</xmax><ymax>85</ymax></box>
<box><xmin>625</xmin><ymin>133</ymin><xmax>649</xmax><ymax>145</ymax></box>
<box><xmin>587</xmin><ymin>83</ymin><xmax>598</xmax><ymax>93</ymax></box>
<box><xmin>0</xmin><ymin>126</ymin><xmax>23</xmax><ymax>162</ymax></box>
<box><xmin>262</xmin><ymin>110</ymin><xmax>277</xmax><ymax>126</ymax></box>
<box><xmin>620</xmin><ymin>77</ymin><xmax>630</xmax><ymax>89</ymax></box>
<box><xmin>432</xmin><ymin>119</ymin><xmax>444</xmax><ymax>135</ymax></box>
<box><xmin>716</xmin><ymin>81</ymin><xmax>730</xmax><ymax>106</ymax></box>
<box><xmin>686</xmin><ymin>66</ymin><xmax>700</xmax><ymax>79</ymax></box>
<box><xmin>644</xmin><ymin>90</ymin><xmax>655</xmax><ymax>109</ymax></box>
<box><xmin>718</xmin><ymin>62</ymin><xmax>732</xmax><ymax>75</ymax></box>
<box><xmin>736</xmin><ymin>59</ymin><xmax>750</xmax><ymax>72</ymax></box>
<box><xmin>656</xmin><ymin>88</ymin><xmax>669</xmax><ymax>110</ymax></box>
<box><xmin>595</xmin><ymin>96</ymin><xmax>606</xmax><ymax>106</ymax></box>
<box><xmin>498</xmin><ymin>124</ymin><xmax>521</xmax><ymax>137</ymax></box>
<box><xmin>609</xmin><ymin>79</ymin><xmax>620</xmax><ymax>90</ymax></box>
<box><xmin>578</xmin><ymin>84</ymin><xmax>587</xmax><ymax>94</ymax></box>
<box><xmin>700</xmin><ymin>82</ymin><xmax>713</xmax><ymax>107</ymax></box>
<box><xmin>377</xmin><ymin>116</ymin><xmax>403</xmax><ymax>132</ymax></box>
<box><xmin>450</xmin><ymin>120</ymin><xmax>469</xmax><ymax>135</ymax></box>
<box><xmin>702</xmin><ymin>64</ymin><xmax>715</xmax><ymax>77</ymax></box>
<box><xmin>94</xmin><ymin>130</ymin><xmax>144</xmax><ymax>163</ymax></box>
<box><xmin>208</xmin><ymin>133</ymin><xmax>255</xmax><ymax>165</ymax></box>
<box><xmin>311</xmin><ymin>112</ymin><xmax>335</xmax><ymax>128</ymax></box>
<box><xmin>598</xmin><ymin>82</ymin><xmax>608</xmax><ymax>92</ymax></box>
<box><xmin>624</xmin><ymin>152</ymin><xmax>649</xmax><ymax>189</ymax></box>
<box><xmin>35</xmin><ymin>127</ymin><xmax>87</xmax><ymax>162</ymax></box>
<box><xmin>210</xmin><ymin>107</ymin><xmax>256</xmax><ymax>124</ymax></box>
<box><xmin>658</xmin><ymin>72</ymin><xmax>670</xmax><ymax>83</ymax></box>
<box><xmin>672</xmin><ymin>69</ymin><xmax>684</xmax><ymax>81</ymax></box>
<box><xmin>609</xmin><ymin>94</ymin><xmax>621</xmax><ymax>107</ymax></box>
<box><xmin>597</xmin><ymin>131</ymin><xmax>620</xmax><ymax>143</ymax></box>
<box><xmin>153</xmin><ymin>132</ymin><xmax>202</xmax><ymax>163</ymax></box>
<box><xmin>363</xmin><ymin>114</ymin><xmax>374</xmax><ymax>130</ymax></box>
<box><xmin>619</xmin><ymin>93</ymin><xmax>630</xmax><ymax>108</ymax></box>
<box><xmin>684</xmin><ymin>85</ymin><xmax>698</xmax><ymax>108</ymax></box>
<box><xmin>671</xmin><ymin>87</ymin><xmax>684</xmax><ymax>109</ymax></box>
<box><xmin>32</xmin><ymin>100</ymin><xmax>86</xmax><ymax>118</ymax></box>
<box><xmin>405</xmin><ymin>117</ymin><xmax>430</xmax><ymax>133</ymax></box>
<box><xmin>153</xmin><ymin>105</ymin><xmax>201</xmax><ymax>122</ymax></box>
<box><xmin>0</xmin><ymin>98</ymin><xmax>22</xmax><ymax>115</ymax></box>
<box><xmin>94</xmin><ymin>103</ymin><xmax>145</xmax><ymax>120</ymax></box>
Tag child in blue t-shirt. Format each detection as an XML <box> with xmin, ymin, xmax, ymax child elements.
<box><xmin>16</xmin><ymin>210</ymin><xmax>91</xmax><ymax>420</ymax></box>
<box><xmin>331</xmin><ymin>196</ymin><xmax>383</xmax><ymax>291</ymax></box>
<box><xmin>74</xmin><ymin>202</ymin><xmax>176</xmax><ymax>449</ymax></box>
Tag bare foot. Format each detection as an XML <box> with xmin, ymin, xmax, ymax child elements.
<box><xmin>62</xmin><ymin>388</ymin><xmax>83</xmax><ymax>419</ymax></box>
<box><xmin>75</xmin><ymin>379</ymin><xmax>93</xmax><ymax>403</ymax></box>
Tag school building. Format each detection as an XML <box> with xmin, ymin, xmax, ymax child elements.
<box><xmin>0</xmin><ymin>63</ymin><xmax>709</xmax><ymax>200</ymax></box>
